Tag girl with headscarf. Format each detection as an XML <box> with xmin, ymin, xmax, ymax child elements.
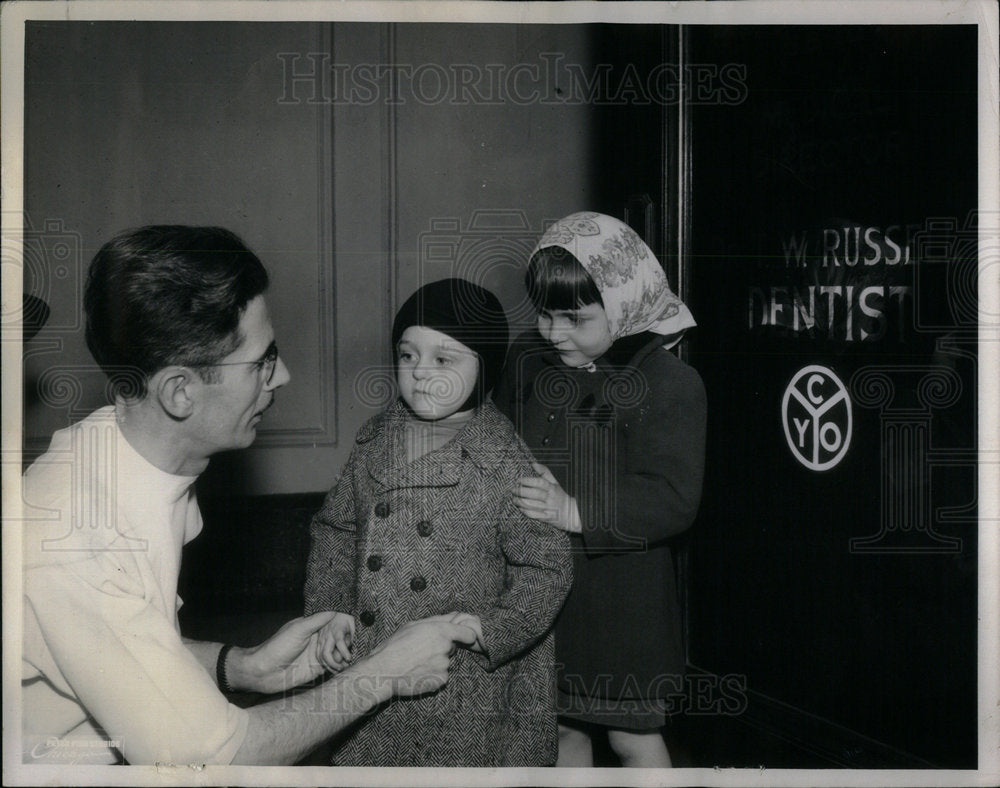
<box><xmin>305</xmin><ymin>278</ymin><xmax>572</xmax><ymax>766</ymax></box>
<box><xmin>494</xmin><ymin>212</ymin><xmax>707</xmax><ymax>766</ymax></box>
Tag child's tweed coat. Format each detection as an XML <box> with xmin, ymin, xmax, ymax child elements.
<box><xmin>304</xmin><ymin>399</ymin><xmax>572</xmax><ymax>766</ymax></box>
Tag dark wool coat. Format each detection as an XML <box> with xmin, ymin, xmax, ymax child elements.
<box><xmin>494</xmin><ymin>330</ymin><xmax>707</xmax><ymax>707</ymax></box>
<box><xmin>304</xmin><ymin>400</ymin><xmax>572</xmax><ymax>767</ymax></box>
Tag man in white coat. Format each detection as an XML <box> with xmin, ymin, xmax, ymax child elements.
<box><xmin>21</xmin><ymin>225</ymin><xmax>476</xmax><ymax>766</ymax></box>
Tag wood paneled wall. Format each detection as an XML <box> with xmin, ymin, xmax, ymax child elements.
<box><xmin>23</xmin><ymin>21</ymin><xmax>599</xmax><ymax>493</ymax></box>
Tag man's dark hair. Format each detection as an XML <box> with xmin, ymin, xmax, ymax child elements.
<box><xmin>84</xmin><ymin>225</ymin><xmax>269</xmax><ymax>399</ymax></box>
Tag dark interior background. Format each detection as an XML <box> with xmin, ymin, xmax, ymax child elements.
<box><xmin>684</xmin><ymin>25</ymin><xmax>978</xmax><ymax>768</ymax></box>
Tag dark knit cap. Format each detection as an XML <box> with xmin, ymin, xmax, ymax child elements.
<box><xmin>391</xmin><ymin>278</ymin><xmax>510</xmax><ymax>405</ymax></box>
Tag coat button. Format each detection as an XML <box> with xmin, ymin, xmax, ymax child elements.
<box><xmin>410</xmin><ymin>576</ymin><xmax>427</xmax><ymax>592</ymax></box>
<box><xmin>374</xmin><ymin>502</ymin><xmax>390</xmax><ymax>518</ymax></box>
<box><xmin>416</xmin><ymin>520</ymin><xmax>433</xmax><ymax>537</ymax></box>
<box><xmin>541</xmin><ymin>436</ymin><xmax>550</xmax><ymax>445</ymax></box>
<box><xmin>359</xmin><ymin>610</ymin><xmax>376</xmax><ymax>626</ymax></box>
<box><xmin>367</xmin><ymin>554</ymin><xmax>383</xmax><ymax>572</ymax></box>
<box><xmin>547</xmin><ymin>412</ymin><xmax>556</xmax><ymax>421</ymax></box>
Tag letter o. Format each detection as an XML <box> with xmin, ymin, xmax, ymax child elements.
<box><xmin>820</xmin><ymin>421</ymin><xmax>842</xmax><ymax>452</ymax></box>
<box><xmin>412</xmin><ymin>63</ymin><xmax>449</xmax><ymax>105</ymax></box>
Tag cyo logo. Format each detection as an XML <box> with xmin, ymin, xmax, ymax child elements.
<box><xmin>782</xmin><ymin>365</ymin><xmax>852</xmax><ymax>471</ymax></box>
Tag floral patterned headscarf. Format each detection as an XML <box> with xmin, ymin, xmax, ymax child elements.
<box><xmin>532</xmin><ymin>211</ymin><xmax>696</xmax><ymax>348</ymax></box>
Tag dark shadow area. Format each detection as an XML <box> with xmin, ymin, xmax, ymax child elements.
<box><xmin>685</xmin><ymin>25</ymin><xmax>978</xmax><ymax>768</ymax></box>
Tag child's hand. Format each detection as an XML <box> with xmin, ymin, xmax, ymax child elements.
<box><xmin>448</xmin><ymin>612</ymin><xmax>486</xmax><ymax>654</ymax></box>
<box><xmin>515</xmin><ymin>462</ymin><xmax>583</xmax><ymax>533</ymax></box>
<box><xmin>315</xmin><ymin>612</ymin><xmax>356</xmax><ymax>673</ymax></box>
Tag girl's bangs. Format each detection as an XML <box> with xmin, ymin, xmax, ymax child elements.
<box><xmin>525</xmin><ymin>247</ymin><xmax>603</xmax><ymax>312</ymax></box>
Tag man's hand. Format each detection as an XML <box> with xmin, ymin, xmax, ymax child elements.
<box><xmin>515</xmin><ymin>461</ymin><xmax>583</xmax><ymax>533</ymax></box>
<box><xmin>355</xmin><ymin>614</ymin><xmax>478</xmax><ymax>700</ymax></box>
<box><xmin>231</xmin><ymin>614</ymin><xmax>477</xmax><ymax>765</ymax></box>
<box><xmin>228</xmin><ymin>611</ymin><xmax>337</xmax><ymax>695</ymax></box>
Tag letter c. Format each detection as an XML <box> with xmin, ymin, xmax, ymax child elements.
<box><xmin>807</xmin><ymin>374</ymin><xmax>825</xmax><ymax>405</ymax></box>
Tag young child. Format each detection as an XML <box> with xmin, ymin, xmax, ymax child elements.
<box><xmin>304</xmin><ymin>278</ymin><xmax>572</xmax><ymax>767</ymax></box>
<box><xmin>494</xmin><ymin>212</ymin><xmax>707</xmax><ymax>767</ymax></box>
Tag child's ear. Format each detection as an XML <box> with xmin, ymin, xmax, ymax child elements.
<box><xmin>152</xmin><ymin>366</ymin><xmax>198</xmax><ymax>419</ymax></box>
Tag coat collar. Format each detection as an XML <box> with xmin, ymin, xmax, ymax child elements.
<box><xmin>533</xmin><ymin>329</ymin><xmax>664</xmax><ymax>375</ymax></box>
<box><xmin>357</xmin><ymin>399</ymin><xmax>519</xmax><ymax>489</ymax></box>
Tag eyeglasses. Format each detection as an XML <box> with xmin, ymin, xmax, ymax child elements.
<box><xmin>192</xmin><ymin>341</ymin><xmax>279</xmax><ymax>385</ymax></box>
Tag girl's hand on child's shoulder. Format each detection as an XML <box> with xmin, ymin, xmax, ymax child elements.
<box><xmin>515</xmin><ymin>462</ymin><xmax>583</xmax><ymax>533</ymax></box>
<box><xmin>315</xmin><ymin>611</ymin><xmax>356</xmax><ymax>673</ymax></box>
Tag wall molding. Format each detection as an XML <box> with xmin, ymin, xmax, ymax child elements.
<box><xmin>385</xmin><ymin>22</ymin><xmax>399</xmax><ymax>369</ymax></box>
<box><xmin>253</xmin><ymin>24</ymin><xmax>339</xmax><ymax>448</ymax></box>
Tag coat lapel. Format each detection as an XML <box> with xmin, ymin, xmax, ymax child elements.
<box><xmin>360</xmin><ymin>400</ymin><xmax>463</xmax><ymax>491</ymax></box>
<box><xmin>358</xmin><ymin>400</ymin><xmax>519</xmax><ymax>492</ymax></box>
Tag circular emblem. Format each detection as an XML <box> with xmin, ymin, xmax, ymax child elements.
<box><xmin>781</xmin><ymin>365</ymin><xmax>852</xmax><ymax>471</ymax></box>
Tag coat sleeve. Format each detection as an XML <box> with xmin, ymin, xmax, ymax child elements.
<box><xmin>574</xmin><ymin>355</ymin><xmax>707</xmax><ymax>555</ymax></box>
<box><xmin>304</xmin><ymin>445</ymin><xmax>361</xmax><ymax>616</ymax></box>
<box><xmin>473</xmin><ymin>453</ymin><xmax>573</xmax><ymax>672</ymax></box>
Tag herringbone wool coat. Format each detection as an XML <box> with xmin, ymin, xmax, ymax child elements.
<box><xmin>304</xmin><ymin>399</ymin><xmax>572</xmax><ymax>766</ymax></box>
